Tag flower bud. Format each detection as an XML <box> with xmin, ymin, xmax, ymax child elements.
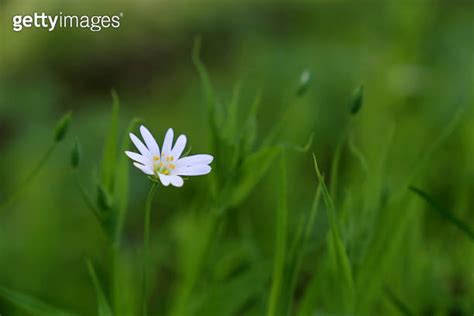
<box><xmin>97</xmin><ymin>184</ymin><xmax>113</xmax><ymax>211</ymax></box>
<box><xmin>349</xmin><ymin>85</ymin><xmax>364</xmax><ymax>115</ymax></box>
<box><xmin>296</xmin><ymin>70</ymin><xmax>312</xmax><ymax>97</ymax></box>
<box><xmin>71</xmin><ymin>139</ymin><xmax>81</xmax><ymax>168</ymax></box>
<box><xmin>54</xmin><ymin>111</ymin><xmax>72</xmax><ymax>142</ymax></box>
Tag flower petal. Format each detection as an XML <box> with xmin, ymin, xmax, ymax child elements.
<box><xmin>175</xmin><ymin>165</ymin><xmax>211</xmax><ymax>176</ymax></box>
<box><xmin>161</xmin><ymin>128</ymin><xmax>174</xmax><ymax>157</ymax></box>
<box><xmin>125</xmin><ymin>151</ymin><xmax>149</xmax><ymax>166</ymax></box>
<box><xmin>130</xmin><ymin>133</ymin><xmax>150</xmax><ymax>157</ymax></box>
<box><xmin>158</xmin><ymin>173</ymin><xmax>171</xmax><ymax>186</ymax></box>
<box><xmin>140</xmin><ymin>125</ymin><xmax>160</xmax><ymax>156</ymax></box>
<box><xmin>176</xmin><ymin>154</ymin><xmax>214</xmax><ymax>168</ymax></box>
<box><xmin>170</xmin><ymin>175</ymin><xmax>184</xmax><ymax>187</ymax></box>
<box><xmin>171</xmin><ymin>135</ymin><xmax>187</xmax><ymax>159</ymax></box>
<box><xmin>133</xmin><ymin>162</ymin><xmax>154</xmax><ymax>175</ymax></box>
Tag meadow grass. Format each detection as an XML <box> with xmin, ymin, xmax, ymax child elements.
<box><xmin>0</xmin><ymin>39</ymin><xmax>473</xmax><ymax>316</ymax></box>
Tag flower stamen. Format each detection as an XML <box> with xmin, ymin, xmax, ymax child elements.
<box><xmin>153</xmin><ymin>159</ymin><xmax>175</xmax><ymax>176</ymax></box>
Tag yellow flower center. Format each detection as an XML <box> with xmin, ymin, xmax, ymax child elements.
<box><xmin>154</xmin><ymin>155</ymin><xmax>174</xmax><ymax>175</ymax></box>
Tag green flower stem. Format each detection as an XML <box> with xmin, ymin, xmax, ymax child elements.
<box><xmin>263</xmin><ymin>96</ymin><xmax>301</xmax><ymax>147</ymax></box>
<box><xmin>73</xmin><ymin>172</ymin><xmax>102</xmax><ymax>223</ymax></box>
<box><xmin>74</xmin><ymin>170</ymin><xmax>118</xmax><ymax>312</ymax></box>
<box><xmin>143</xmin><ymin>182</ymin><xmax>158</xmax><ymax>316</ymax></box>
<box><xmin>0</xmin><ymin>142</ymin><xmax>56</xmax><ymax>211</ymax></box>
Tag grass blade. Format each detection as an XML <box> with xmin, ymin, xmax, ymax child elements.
<box><xmin>86</xmin><ymin>260</ymin><xmax>113</xmax><ymax>316</ymax></box>
<box><xmin>348</xmin><ymin>134</ymin><xmax>369</xmax><ymax>175</ymax></box>
<box><xmin>192</xmin><ymin>37</ymin><xmax>216</xmax><ymax>119</ymax></box>
<box><xmin>267</xmin><ymin>152</ymin><xmax>288</xmax><ymax>316</ymax></box>
<box><xmin>229</xmin><ymin>146</ymin><xmax>280</xmax><ymax>208</ymax></box>
<box><xmin>286</xmin><ymin>182</ymin><xmax>323</xmax><ymax>315</ymax></box>
<box><xmin>329</xmin><ymin>137</ymin><xmax>343</xmax><ymax>200</ymax></box>
<box><xmin>313</xmin><ymin>154</ymin><xmax>355</xmax><ymax>313</ymax></box>
<box><xmin>224</xmin><ymin>81</ymin><xmax>241</xmax><ymax>140</ymax></box>
<box><xmin>241</xmin><ymin>91</ymin><xmax>261</xmax><ymax>155</ymax></box>
<box><xmin>198</xmin><ymin>261</ymin><xmax>270</xmax><ymax>316</ymax></box>
<box><xmin>192</xmin><ymin>37</ymin><xmax>219</xmax><ymax>150</ymax></box>
<box><xmin>114</xmin><ymin>117</ymin><xmax>141</xmax><ymax>243</ymax></box>
<box><xmin>385</xmin><ymin>287</ymin><xmax>414</xmax><ymax>316</ymax></box>
<box><xmin>0</xmin><ymin>285</ymin><xmax>76</xmax><ymax>316</ymax></box>
<box><xmin>402</xmin><ymin>106</ymin><xmax>464</xmax><ymax>192</ymax></box>
<box><xmin>409</xmin><ymin>186</ymin><xmax>474</xmax><ymax>241</ymax></box>
<box><xmin>169</xmin><ymin>212</ymin><xmax>218</xmax><ymax>316</ymax></box>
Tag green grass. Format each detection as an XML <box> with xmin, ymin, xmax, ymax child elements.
<box><xmin>0</xmin><ymin>2</ymin><xmax>473</xmax><ymax>315</ymax></box>
<box><xmin>1</xmin><ymin>47</ymin><xmax>473</xmax><ymax>316</ymax></box>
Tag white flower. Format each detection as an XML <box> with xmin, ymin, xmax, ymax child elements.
<box><xmin>125</xmin><ymin>125</ymin><xmax>213</xmax><ymax>187</ymax></box>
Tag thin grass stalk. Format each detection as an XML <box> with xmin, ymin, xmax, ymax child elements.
<box><xmin>143</xmin><ymin>182</ymin><xmax>158</xmax><ymax>316</ymax></box>
<box><xmin>267</xmin><ymin>152</ymin><xmax>288</xmax><ymax>316</ymax></box>
<box><xmin>0</xmin><ymin>143</ymin><xmax>56</xmax><ymax>211</ymax></box>
<box><xmin>287</xmin><ymin>183</ymin><xmax>322</xmax><ymax>315</ymax></box>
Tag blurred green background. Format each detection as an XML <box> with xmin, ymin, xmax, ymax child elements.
<box><xmin>0</xmin><ymin>1</ymin><xmax>473</xmax><ymax>315</ymax></box>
